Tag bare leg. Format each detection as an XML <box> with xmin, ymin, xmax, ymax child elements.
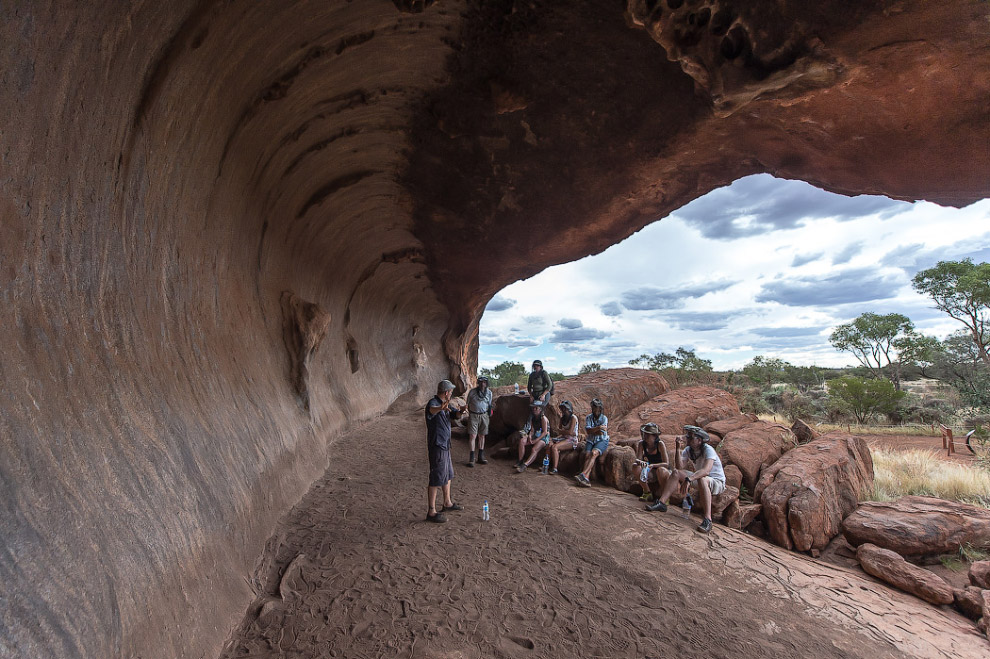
<box><xmin>468</xmin><ymin>433</ymin><xmax>477</xmax><ymax>453</ymax></box>
<box><xmin>697</xmin><ymin>477</ymin><xmax>713</xmax><ymax>521</ymax></box>
<box><xmin>658</xmin><ymin>469</ymin><xmax>690</xmax><ymax>504</ymax></box>
<box><xmin>442</xmin><ymin>481</ymin><xmax>453</xmax><ymax>508</ymax></box>
<box><xmin>550</xmin><ymin>442</ymin><xmax>576</xmax><ymax>470</ymax></box>
<box><xmin>523</xmin><ymin>441</ymin><xmax>547</xmax><ymax>466</ymax></box>
<box><xmin>518</xmin><ymin>435</ymin><xmax>527</xmax><ymax>462</ymax></box>
<box><xmin>427</xmin><ymin>485</ymin><xmax>440</xmax><ymax>515</ymax></box>
<box><xmin>648</xmin><ymin>466</ymin><xmax>671</xmax><ymax>500</ymax></box>
<box><xmin>478</xmin><ymin>433</ymin><xmax>486</xmax><ymax>451</ymax></box>
<box><xmin>580</xmin><ymin>449</ymin><xmax>601</xmax><ymax>479</ymax></box>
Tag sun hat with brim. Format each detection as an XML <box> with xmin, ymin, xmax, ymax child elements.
<box><xmin>530</xmin><ymin>401</ymin><xmax>544</xmax><ymax>409</ymax></box>
<box><xmin>640</xmin><ymin>422</ymin><xmax>661</xmax><ymax>436</ymax></box>
<box><xmin>558</xmin><ymin>400</ymin><xmax>573</xmax><ymax>414</ymax></box>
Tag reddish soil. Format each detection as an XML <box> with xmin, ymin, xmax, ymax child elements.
<box><xmin>218</xmin><ymin>412</ymin><xmax>987</xmax><ymax>658</ymax></box>
<box><xmin>862</xmin><ymin>433</ymin><xmax>981</xmax><ymax>466</ymax></box>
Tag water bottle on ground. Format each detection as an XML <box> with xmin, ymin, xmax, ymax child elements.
<box><xmin>682</xmin><ymin>493</ymin><xmax>693</xmax><ymax>519</ymax></box>
<box><xmin>482</xmin><ymin>500</ymin><xmax>490</xmax><ymax>521</ymax></box>
<box><xmin>542</xmin><ymin>455</ymin><xmax>550</xmax><ymax>474</ymax></box>
<box><xmin>514</xmin><ymin>383</ymin><xmax>519</xmax><ymax>394</ymax></box>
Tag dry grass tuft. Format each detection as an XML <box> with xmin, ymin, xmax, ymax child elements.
<box><xmin>867</xmin><ymin>447</ymin><xmax>990</xmax><ymax>509</ymax></box>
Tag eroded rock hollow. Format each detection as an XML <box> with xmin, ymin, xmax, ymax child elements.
<box><xmin>1</xmin><ymin>1</ymin><xmax>987</xmax><ymax>657</ymax></box>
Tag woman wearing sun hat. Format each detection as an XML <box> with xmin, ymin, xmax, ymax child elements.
<box><xmin>633</xmin><ymin>422</ymin><xmax>670</xmax><ymax>501</ymax></box>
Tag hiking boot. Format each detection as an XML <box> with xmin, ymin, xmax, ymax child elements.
<box><xmin>645</xmin><ymin>500</ymin><xmax>668</xmax><ymax>513</ymax></box>
<box><xmin>477</xmin><ymin>450</ymin><xmax>488</xmax><ymax>465</ymax></box>
<box><xmin>516</xmin><ymin>463</ymin><xmax>527</xmax><ymax>473</ymax></box>
<box><xmin>697</xmin><ymin>518</ymin><xmax>713</xmax><ymax>533</ymax></box>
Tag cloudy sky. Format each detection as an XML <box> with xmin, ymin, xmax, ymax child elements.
<box><xmin>479</xmin><ymin>174</ymin><xmax>990</xmax><ymax>373</ymax></box>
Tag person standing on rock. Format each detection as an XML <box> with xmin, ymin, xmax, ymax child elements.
<box><xmin>425</xmin><ymin>380</ymin><xmax>464</xmax><ymax>523</ymax></box>
<box><xmin>526</xmin><ymin>359</ymin><xmax>553</xmax><ymax>409</ymax></box>
<box><xmin>632</xmin><ymin>422</ymin><xmax>670</xmax><ymax>501</ymax></box>
<box><xmin>516</xmin><ymin>401</ymin><xmax>550</xmax><ymax>472</ymax></box>
<box><xmin>574</xmin><ymin>398</ymin><xmax>609</xmax><ymax>487</ymax></box>
<box><xmin>465</xmin><ymin>376</ymin><xmax>493</xmax><ymax>467</ymax></box>
<box><xmin>646</xmin><ymin>425</ymin><xmax>726</xmax><ymax>534</ymax></box>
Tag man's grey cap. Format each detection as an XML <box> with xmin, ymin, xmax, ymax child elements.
<box><xmin>438</xmin><ymin>379</ymin><xmax>455</xmax><ymax>392</ymax></box>
<box><xmin>683</xmin><ymin>425</ymin><xmax>710</xmax><ymax>442</ymax></box>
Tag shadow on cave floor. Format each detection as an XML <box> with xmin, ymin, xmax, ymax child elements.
<box><xmin>218</xmin><ymin>412</ymin><xmax>985</xmax><ymax>658</ymax></box>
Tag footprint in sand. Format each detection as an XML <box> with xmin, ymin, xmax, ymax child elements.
<box><xmin>498</xmin><ymin>635</ymin><xmax>536</xmax><ymax>652</ymax></box>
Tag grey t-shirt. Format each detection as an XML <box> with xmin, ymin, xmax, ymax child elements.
<box><xmin>681</xmin><ymin>444</ymin><xmax>726</xmax><ymax>483</ymax></box>
<box><xmin>467</xmin><ymin>387</ymin><xmax>492</xmax><ymax>414</ymax></box>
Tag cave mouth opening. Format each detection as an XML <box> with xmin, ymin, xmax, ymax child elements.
<box><xmin>478</xmin><ymin>174</ymin><xmax>990</xmax><ymax>377</ymax></box>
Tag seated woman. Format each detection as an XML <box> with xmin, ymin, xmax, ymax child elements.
<box><xmin>516</xmin><ymin>401</ymin><xmax>550</xmax><ymax>472</ymax></box>
<box><xmin>632</xmin><ymin>422</ymin><xmax>670</xmax><ymax>501</ymax></box>
<box><xmin>547</xmin><ymin>400</ymin><xmax>579</xmax><ymax>474</ymax></box>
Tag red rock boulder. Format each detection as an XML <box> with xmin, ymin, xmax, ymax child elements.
<box><xmin>544</xmin><ymin>368</ymin><xmax>670</xmax><ymax>433</ymax></box>
<box><xmin>724</xmin><ymin>502</ymin><xmax>763</xmax><ymax>530</ymax></box>
<box><xmin>856</xmin><ymin>543</ymin><xmax>954</xmax><ymax>605</ymax></box>
<box><xmin>718</xmin><ymin>421</ymin><xmax>795</xmax><ymax>492</ymax></box>
<box><xmin>970</xmin><ymin>561</ymin><xmax>990</xmax><ymax>589</ymax></box>
<box><xmin>602</xmin><ymin>445</ymin><xmax>640</xmax><ymax>492</ymax></box>
<box><xmin>791</xmin><ymin>419</ymin><xmax>818</xmax><ymax>444</ymax></box>
<box><xmin>489</xmin><ymin>392</ymin><xmax>534</xmax><ymax>440</ymax></box>
<box><xmin>723</xmin><ymin>464</ymin><xmax>743</xmax><ymax>493</ymax></box>
<box><xmin>614</xmin><ymin>386</ymin><xmax>741</xmax><ymax>437</ymax></box>
<box><xmin>703</xmin><ymin>414</ymin><xmax>757</xmax><ymax>439</ymax></box>
<box><xmin>841</xmin><ymin>496</ymin><xmax>990</xmax><ymax>559</ymax></box>
<box><xmin>754</xmin><ymin>432</ymin><xmax>874</xmax><ymax>552</ymax></box>
<box><xmin>953</xmin><ymin>586</ymin><xmax>987</xmax><ymax>620</ymax></box>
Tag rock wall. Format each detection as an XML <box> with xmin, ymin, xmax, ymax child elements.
<box><xmin>0</xmin><ymin>1</ymin><xmax>988</xmax><ymax>657</ymax></box>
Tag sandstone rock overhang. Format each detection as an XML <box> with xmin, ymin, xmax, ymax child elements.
<box><xmin>0</xmin><ymin>1</ymin><xmax>987</xmax><ymax>658</ymax></box>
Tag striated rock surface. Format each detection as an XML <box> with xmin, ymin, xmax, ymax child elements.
<box><xmin>755</xmin><ymin>432</ymin><xmax>874</xmax><ymax>552</ymax></box>
<box><xmin>856</xmin><ymin>544</ymin><xmax>954</xmax><ymax>606</ymax></box>
<box><xmin>723</xmin><ymin>464</ymin><xmax>743</xmax><ymax>493</ymax></box>
<box><xmin>1</xmin><ymin>1</ymin><xmax>988</xmax><ymax>657</ymax></box>
<box><xmin>718</xmin><ymin>421</ymin><xmax>795</xmax><ymax>492</ymax></box>
<box><xmin>791</xmin><ymin>419</ymin><xmax>819</xmax><ymax>444</ymax></box>
<box><xmin>545</xmin><ymin>368</ymin><xmax>670</xmax><ymax>433</ymax></box>
<box><xmin>954</xmin><ymin>587</ymin><xmax>987</xmax><ymax>621</ymax></box>
<box><xmin>615</xmin><ymin>386</ymin><xmax>741</xmax><ymax>436</ymax></box>
<box><xmin>842</xmin><ymin>496</ymin><xmax>990</xmax><ymax>559</ymax></box>
<box><xmin>724</xmin><ymin>503</ymin><xmax>763</xmax><ymax>531</ymax></box>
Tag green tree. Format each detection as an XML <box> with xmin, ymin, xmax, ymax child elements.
<box><xmin>547</xmin><ymin>371</ymin><xmax>566</xmax><ymax>382</ymax></box>
<box><xmin>829</xmin><ymin>312</ymin><xmax>915</xmax><ymax>389</ymax></box>
<box><xmin>912</xmin><ymin>259</ymin><xmax>990</xmax><ymax>365</ymax></box>
<box><xmin>629</xmin><ymin>348</ymin><xmax>712</xmax><ymax>373</ymax></box>
<box><xmin>827</xmin><ymin>376</ymin><xmax>908</xmax><ymax>424</ymax></box>
<box><xmin>930</xmin><ymin>330</ymin><xmax>990</xmax><ymax>410</ymax></box>
<box><xmin>578</xmin><ymin>362</ymin><xmax>602</xmax><ymax>375</ymax></box>
<box><xmin>893</xmin><ymin>331</ymin><xmax>942</xmax><ymax>378</ymax></box>
<box><xmin>479</xmin><ymin>361</ymin><xmax>526</xmax><ymax>387</ymax></box>
<box><xmin>742</xmin><ymin>356</ymin><xmax>790</xmax><ymax>386</ymax></box>
<box><xmin>783</xmin><ymin>364</ymin><xmax>825</xmax><ymax>392</ymax></box>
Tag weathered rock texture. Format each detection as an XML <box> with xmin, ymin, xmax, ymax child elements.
<box><xmin>954</xmin><ymin>586</ymin><xmax>987</xmax><ymax>621</ymax></box>
<box><xmin>856</xmin><ymin>544</ymin><xmax>954</xmax><ymax>606</ymax></box>
<box><xmin>1</xmin><ymin>1</ymin><xmax>988</xmax><ymax>657</ymax></box>
<box><xmin>717</xmin><ymin>421</ymin><xmax>795</xmax><ymax>492</ymax></box>
<box><xmin>547</xmin><ymin>368</ymin><xmax>671</xmax><ymax>433</ymax></box>
<box><xmin>615</xmin><ymin>386</ymin><xmax>741</xmax><ymax>436</ymax></box>
<box><xmin>703</xmin><ymin>413</ymin><xmax>757</xmax><ymax>439</ymax></box>
<box><xmin>971</xmin><ymin>561</ymin><xmax>990</xmax><ymax>589</ymax></box>
<box><xmin>841</xmin><ymin>496</ymin><xmax>990</xmax><ymax>559</ymax></box>
<box><xmin>755</xmin><ymin>432</ymin><xmax>874</xmax><ymax>552</ymax></box>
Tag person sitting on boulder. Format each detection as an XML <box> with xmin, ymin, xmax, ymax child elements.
<box><xmin>516</xmin><ymin>401</ymin><xmax>550</xmax><ymax>472</ymax></box>
<box><xmin>632</xmin><ymin>422</ymin><xmax>670</xmax><ymax>501</ymax></box>
<box><xmin>526</xmin><ymin>359</ymin><xmax>553</xmax><ymax>410</ymax></box>
<box><xmin>574</xmin><ymin>398</ymin><xmax>609</xmax><ymax>487</ymax></box>
<box><xmin>547</xmin><ymin>400</ymin><xmax>579</xmax><ymax>474</ymax></box>
<box><xmin>465</xmin><ymin>375</ymin><xmax>492</xmax><ymax>467</ymax></box>
<box><xmin>646</xmin><ymin>425</ymin><xmax>726</xmax><ymax>534</ymax></box>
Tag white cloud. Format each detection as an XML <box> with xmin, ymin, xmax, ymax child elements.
<box><xmin>480</xmin><ymin>176</ymin><xmax>990</xmax><ymax>372</ymax></box>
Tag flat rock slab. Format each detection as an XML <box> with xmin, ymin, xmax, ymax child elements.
<box><xmin>755</xmin><ymin>432</ymin><xmax>874</xmax><ymax>553</ymax></box>
<box><xmin>703</xmin><ymin>414</ymin><xmax>758</xmax><ymax>439</ymax></box>
<box><xmin>841</xmin><ymin>496</ymin><xmax>990</xmax><ymax>559</ymax></box>
<box><xmin>857</xmin><ymin>543</ymin><xmax>954</xmax><ymax>605</ymax></box>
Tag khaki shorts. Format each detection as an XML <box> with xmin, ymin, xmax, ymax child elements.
<box><xmin>701</xmin><ymin>476</ymin><xmax>726</xmax><ymax>496</ymax></box>
<box><xmin>468</xmin><ymin>412</ymin><xmax>489</xmax><ymax>436</ymax></box>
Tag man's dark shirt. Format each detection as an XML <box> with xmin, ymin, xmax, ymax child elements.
<box><xmin>426</xmin><ymin>396</ymin><xmax>452</xmax><ymax>450</ymax></box>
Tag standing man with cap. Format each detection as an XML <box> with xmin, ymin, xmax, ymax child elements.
<box><xmin>465</xmin><ymin>376</ymin><xmax>492</xmax><ymax>467</ymax></box>
<box><xmin>425</xmin><ymin>380</ymin><xmax>464</xmax><ymax>523</ymax></box>
<box><xmin>526</xmin><ymin>359</ymin><xmax>553</xmax><ymax>410</ymax></box>
<box><xmin>646</xmin><ymin>425</ymin><xmax>726</xmax><ymax>533</ymax></box>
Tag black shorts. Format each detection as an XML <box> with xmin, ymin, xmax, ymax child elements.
<box><xmin>428</xmin><ymin>445</ymin><xmax>454</xmax><ymax>487</ymax></box>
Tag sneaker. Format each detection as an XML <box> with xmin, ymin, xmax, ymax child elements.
<box><xmin>549</xmin><ymin>468</ymin><xmax>558</xmax><ymax>475</ymax></box>
<box><xmin>697</xmin><ymin>518</ymin><xmax>712</xmax><ymax>533</ymax></box>
<box><xmin>645</xmin><ymin>500</ymin><xmax>668</xmax><ymax>513</ymax></box>
<box><xmin>515</xmin><ymin>460</ymin><xmax>524</xmax><ymax>469</ymax></box>
<box><xmin>516</xmin><ymin>463</ymin><xmax>527</xmax><ymax>473</ymax></box>
<box><xmin>426</xmin><ymin>512</ymin><xmax>447</xmax><ymax>523</ymax></box>
<box><xmin>639</xmin><ymin>492</ymin><xmax>654</xmax><ymax>502</ymax></box>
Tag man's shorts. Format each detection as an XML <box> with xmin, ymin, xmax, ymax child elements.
<box><xmin>585</xmin><ymin>437</ymin><xmax>609</xmax><ymax>454</ymax></box>
<box><xmin>689</xmin><ymin>474</ymin><xmax>726</xmax><ymax>496</ymax></box>
<box><xmin>468</xmin><ymin>412</ymin><xmax>489</xmax><ymax>436</ymax></box>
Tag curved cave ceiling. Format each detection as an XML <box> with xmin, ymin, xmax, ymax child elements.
<box><xmin>0</xmin><ymin>1</ymin><xmax>987</xmax><ymax>657</ymax></box>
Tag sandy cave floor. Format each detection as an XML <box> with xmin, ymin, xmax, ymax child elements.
<box><xmin>218</xmin><ymin>412</ymin><xmax>988</xmax><ymax>658</ymax></box>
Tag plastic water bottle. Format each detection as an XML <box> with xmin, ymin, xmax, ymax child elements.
<box><xmin>542</xmin><ymin>455</ymin><xmax>550</xmax><ymax>474</ymax></box>
<box><xmin>482</xmin><ymin>500</ymin><xmax>490</xmax><ymax>521</ymax></box>
<box><xmin>682</xmin><ymin>493</ymin><xmax>693</xmax><ymax>519</ymax></box>
<box><xmin>514</xmin><ymin>383</ymin><xmax>519</xmax><ymax>394</ymax></box>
